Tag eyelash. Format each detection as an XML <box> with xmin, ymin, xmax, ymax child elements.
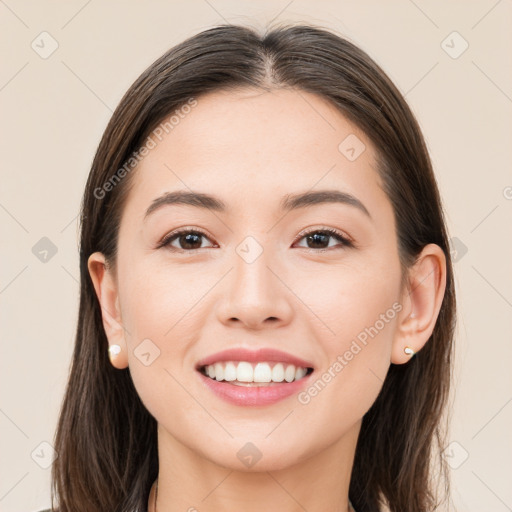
<box><xmin>157</xmin><ymin>226</ymin><xmax>354</xmax><ymax>253</ymax></box>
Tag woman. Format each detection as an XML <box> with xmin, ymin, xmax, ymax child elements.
<box><xmin>46</xmin><ymin>22</ymin><xmax>455</xmax><ymax>512</ymax></box>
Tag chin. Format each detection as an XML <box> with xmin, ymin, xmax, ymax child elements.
<box><xmin>200</xmin><ymin>441</ymin><xmax>311</xmax><ymax>473</ymax></box>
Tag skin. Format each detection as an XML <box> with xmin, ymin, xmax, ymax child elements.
<box><xmin>88</xmin><ymin>87</ymin><xmax>446</xmax><ymax>512</ymax></box>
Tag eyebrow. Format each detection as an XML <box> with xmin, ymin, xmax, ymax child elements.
<box><xmin>144</xmin><ymin>189</ymin><xmax>371</xmax><ymax>220</ymax></box>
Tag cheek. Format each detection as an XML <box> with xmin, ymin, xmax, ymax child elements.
<box><xmin>298</xmin><ymin>256</ymin><xmax>401</xmax><ymax>401</ymax></box>
<box><xmin>297</xmin><ymin>295</ymin><xmax>398</xmax><ymax>435</ymax></box>
<box><xmin>119</xmin><ymin>256</ymin><xmax>203</xmax><ymax>339</ymax></box>
<box><xmin>300</xmin><ymin>255</ymin><xmax>401</xmax><ymax>344</ymax></box>
<box><xmin>116</xmin><ymin>259</ymin><xmax>211</xmax><ymax>413</ymax></box>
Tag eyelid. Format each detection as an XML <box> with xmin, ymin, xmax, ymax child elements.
<box><xmin>157</xmin><ymin>225</ymin><xmax>355</xmax><ymax>251</ymax></box>
<box><xmin>293</xmin><ymin>225</ymin><xmax>354</xmax><ymax>245</ymax></box>
<box><xmin>156</xmin><ymin>226</ymin><xmax>217</xmax><ymax>250</ymax></box>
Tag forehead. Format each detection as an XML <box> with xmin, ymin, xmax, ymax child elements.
<box><xmin>124</xmin><ymin>87</ymin><xmax>388</xmax><ymax>222</ymax></box>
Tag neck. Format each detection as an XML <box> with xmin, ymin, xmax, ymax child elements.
<box><xmin>150</xmin><ymin>421</ymin><xmax>360</xmax><ymax>512</ymax></box>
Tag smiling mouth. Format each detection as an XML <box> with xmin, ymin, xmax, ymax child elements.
<box><xmin>198</xmin><ymin>361</ymin><xmax>314</xmax><ymax>386</ymax></box>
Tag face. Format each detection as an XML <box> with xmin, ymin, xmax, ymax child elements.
<box><xmin>93</xmin><ymin>87</ymin><xmax>408</xmax><ymax>471</ymax></box>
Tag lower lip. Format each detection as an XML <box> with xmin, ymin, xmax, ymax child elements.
<box><xmin>197</xmin><ymin>370</ymin><xmax>314</xmax><ymax>406</ymax></box>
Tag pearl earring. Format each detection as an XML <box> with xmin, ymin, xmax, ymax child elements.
<box><xmin>404</xmin><ymin>346</ymin><xmax>416</xmax><ymax>357</ymax></box>
<box><xmin>108</xmin><ymin>344</ymin><xmax>121</xmax><ymax>363</ymax></box>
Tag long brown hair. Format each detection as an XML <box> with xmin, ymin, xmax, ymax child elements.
<box><xmin>51</xmin><ymin>22</ymin><xmax>456</xmax><ymax>512</ymax></box>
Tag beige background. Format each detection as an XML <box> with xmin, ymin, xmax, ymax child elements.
<box><xmin>1</xmin><ymin>1</ymin><xmax>511</xmax><ymax>511</ymax></box>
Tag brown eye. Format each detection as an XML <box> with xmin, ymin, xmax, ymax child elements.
<box><xmin>159</xmin><ymin>229</ymin><xmax>214</xmax><ymax>251</ymax></box>
<box><xmin>294</xmin><ymin>229</ymin><xmax>353</xmax><ymax>251</ymax></box>
<box><xmin>158</xmin><ymin>227</ymin><xmax>353</xmax><ymax>253</ymax></box>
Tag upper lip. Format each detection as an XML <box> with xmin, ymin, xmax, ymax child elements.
<box><xmin>195</xmin><ymin>347</ymin><xmax>315</xmax><ymax>370</ymax></box>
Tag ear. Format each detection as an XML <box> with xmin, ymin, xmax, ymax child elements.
<box><xmin>391</xmin><ymin>243</ymin><xmax>447</xmax><ymax>364</ymax></box>
<box><xmin>87</xmin><ymin>252</ymin><xmax>129</xmax><ymax>369</ymax></box>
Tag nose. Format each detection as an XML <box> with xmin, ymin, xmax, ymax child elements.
<box><xmin>215</xmin><ymin>244</ymin><xmax>294</xmax><ymax>330</ymax></box>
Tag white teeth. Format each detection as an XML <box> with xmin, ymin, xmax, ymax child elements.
<box><xmin>224</xmin><ymin>362</ymin><xmax>237</xmax><ymax>381</ymax></box>
<box><xmin>272</xmin><ymin>363</ymin><xmax>285</xmax><ymax>382</ymax></box>
<box><xmin>295</xmin><ymin>366</ymin><xmax>307</xmax><ymax>380</ymax></box>
<box><xmin>214</xmin><ymin>362</ymin><xmax>224</xmax><ymax>381</ymax></box>
<box><xmin>237</xmin><ymin>362</ymin><xmax>253</xmax><ymax>382</ymax></box>
<box><xmin>253</xmin><ymin>362</ymin><xmax>272</xmax><ymax>383</ymax></box>
<box><xmin>201</xmin><ymin>361</ymin><xmax>310</xmax><ymax>383</ymax></box>
<box><xmin>284</xmin><ymin>364</ymin><xmax>296</xmax><ymax>383</ymax></box>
